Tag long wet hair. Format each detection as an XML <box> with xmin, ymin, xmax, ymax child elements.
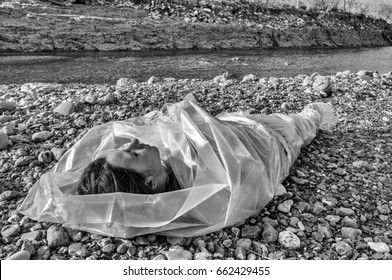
<box><xmin>77</xmin><ymin>157</ymin><xmax>154</xmax><ymax>195</ymax></box>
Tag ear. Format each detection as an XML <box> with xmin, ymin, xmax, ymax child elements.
<box><xmin>144</xmin><ymin>176</ymin><xmax>158</xmax><ymax>190</ymax></box>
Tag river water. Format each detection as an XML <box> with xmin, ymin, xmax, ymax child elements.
<box><xmin>0</xmin><ymin>46</ymin><xmax>391</xmax><ymax>84</ymax></box>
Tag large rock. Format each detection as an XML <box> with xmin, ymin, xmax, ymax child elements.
<box><xmin>46</xmin><ymin>225</ymin><xmax>70</xmax><ymax>249</ymax></box>
<box><xmin>312</xmin><ymin>75</ymin><xmax>332</xmax><ymax>97</ymax></box>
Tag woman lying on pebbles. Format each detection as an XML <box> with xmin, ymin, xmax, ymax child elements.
<box><xmin>78</xmin><ymin>100</ymin><xmax>335</xmax><ymax>196</ymax></box>
<box><xmin>20</xmin><ymin>99</ymin><xmax>337</xmax><ymax>237</ymax></box>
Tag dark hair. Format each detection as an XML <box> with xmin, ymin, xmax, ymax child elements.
<box><xmin>77</xmin><ymin>157</ymin><xmax>154</xmax><ymax>195</ymax></box>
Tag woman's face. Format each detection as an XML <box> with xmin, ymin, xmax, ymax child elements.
<box><xmin>106</xmin><ymin>138</ymin><xmax>162</xmax><ymax>178</ymax></box>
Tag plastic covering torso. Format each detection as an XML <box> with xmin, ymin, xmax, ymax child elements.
<box><xmin>19</xmin><ymin>100</ymin><xmax>337</xmax><ymax>238</ymax></box>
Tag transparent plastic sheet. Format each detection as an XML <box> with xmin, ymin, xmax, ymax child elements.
<box><xmin>18</xmin><ymin>100</ymin><xmax>337</xmax><ymax>238</ymax></box>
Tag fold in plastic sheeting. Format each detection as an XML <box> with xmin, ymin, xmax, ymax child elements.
<box><xmin>19</xmin><ymin>100</ymin><xmax>338</xmax><ymax>238</ymax></box>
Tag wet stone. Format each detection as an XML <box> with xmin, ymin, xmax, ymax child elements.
<box><xmin>278</xmin><ymin>231</ymin><xmax>301</xmax><ymax>250</ymax></box>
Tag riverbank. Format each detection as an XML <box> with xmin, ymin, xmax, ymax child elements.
<box><xmin>1</xmin><ymin>0</ymin><xmax>392</xmax><ymax>52</ymax></box>
<box><xmin>1</xmin><ymin>70</ymin><xmax>391</xmax><ymax>260</ymax></box>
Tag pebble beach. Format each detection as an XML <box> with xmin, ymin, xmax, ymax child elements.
<box><xmin>1</xmin><ymin>70</ymin><xmax>392</xmax><ymax>260</ymax></box>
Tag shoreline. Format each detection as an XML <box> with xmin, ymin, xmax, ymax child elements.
<box><xmin>1</xmin><ymin>70</ymin><xmax>392</xmax><ymax>260</ymax></box>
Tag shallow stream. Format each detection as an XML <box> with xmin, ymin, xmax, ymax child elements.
<box><xmin>0</xmin><ymin>46</ymin><xmax>391</xmax><ymax>84</ymax></box>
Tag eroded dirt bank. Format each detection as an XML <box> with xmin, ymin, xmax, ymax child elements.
<box><xmin>1</xmin><ymin>0</ymin><xmax>391</xmax><ymax>52</ymax></box>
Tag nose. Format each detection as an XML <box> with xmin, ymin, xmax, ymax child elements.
<box><xmin>121</xmin><ymin>138</ymin><xmax>140</xmax><ymax>152</ymax></box>
<box><xmin>129</xmin><ymin>138</ymin><xmax>140</xmax><ymax>150</ymax></box>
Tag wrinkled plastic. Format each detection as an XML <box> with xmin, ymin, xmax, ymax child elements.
<box><xmin>19</xmin><ymin>100</ymin><xmax>337</xmax><ymax>238</ymax></box>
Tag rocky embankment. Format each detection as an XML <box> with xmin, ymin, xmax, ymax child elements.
<box><xmin>1</xmin><ymin>70</ymin><xmax>392</xmax><ymax>260</ymax></box>
<box><xmin>0</xmin><ymin>0</ymin><xmax>392</xmax><ymax>52</ymax></box>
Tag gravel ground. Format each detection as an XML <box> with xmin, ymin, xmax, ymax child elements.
<box><xmin>0</xmin><ymin>70</ymin><xmax>391</xmax><ymax>260</ymax></box>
